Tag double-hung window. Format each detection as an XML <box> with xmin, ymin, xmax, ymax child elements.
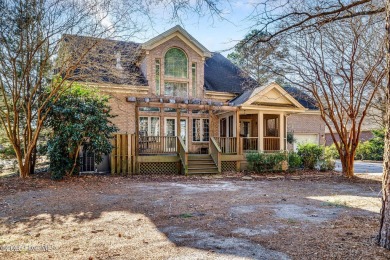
<box><xmin>139</xmin><ymin>117</ymin><xmax>160</xmax><ymax>136</ymax></box>
<box><xmin>193</xmin><ymin>119</ymin><xmax>209</xmax><ymax>142</ymax></box>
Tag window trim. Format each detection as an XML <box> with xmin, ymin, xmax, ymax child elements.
<box><xmin>164</xmin><ymin>47</ymin><xmax>188</xmax><ymax>78</ymax></box>
<box><xmin>139</xmin><ymin>116</ymin><xmax>160</xmax><ymax>136</ymax></box>
<box><xmin>192</xmin><ymin>62</ymin><xmax>197</xmax><ymax>97</ymax></box>
<box><xmin>155</xmin><ymin>59</ymin><xmax>161</xmax><ymax>95</ymax></box>
<box><xmin>192</xmin><ymin>118</ymin><xmax>210</xmax><ymax>142</ymax></box>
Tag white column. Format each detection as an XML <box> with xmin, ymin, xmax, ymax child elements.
<box><xmin>279</xmin><ymin>113</ymin><xmax>285</xmax><ymax>151</ymax></box>
<box><xmin>258</xmin><ymin>112</ymin><xmax>263</xmax><ymax>151</ymax></box>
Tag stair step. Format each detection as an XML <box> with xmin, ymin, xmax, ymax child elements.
<box><xmin>188</xmin><ymin>169</ymin><xmax>220</xmax><ymax>174</ymax></box>
<box><xmin>188</xmin><ymin>155</ymin><xmax>211</xmax><ymax>159</ymax></box>
<box><xmin>188</xmin><ymin>162</ymin><xmax>215</xmax><ymax>165</ymax></box>
<box><xmin>188</xmin><ymin>166</ymin><xmax>218</xmax><ymax>170</ymax></box>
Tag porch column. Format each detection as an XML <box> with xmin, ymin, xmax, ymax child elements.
<box><xmin>258</xmin><ymin>112</ymin><xmax>263</xmax><ymax>151</ymax></box>
<box><xmin>279</xmin><ymin>113</ymin><xmax>285</xmax><ymax>151</ymax></box>
<box><xmin>235</xmin><ymin>109</ymin><xmax>240</xmax><ymax>154</ymax></box>
<box><xmin>176</xmin><ymin>108</ymin><xmax>181</xmax><ymax>152</ymax></box>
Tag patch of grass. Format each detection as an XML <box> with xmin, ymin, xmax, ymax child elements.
<box><xmin>179</xmin><ymin>213</ymin><xmax>193</xmax><ymax>218</ymax></box>
<box><xmin>286</xmin><ymin>218</ymin><xmax>298</xmax><ymax>224</ymax></box>
<box><xmin>323</xmin><ymin>200</ymin><xmax>348</xmax><ymax>208</ymax></box>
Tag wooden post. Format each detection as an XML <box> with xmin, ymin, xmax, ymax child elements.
<box><xmin>110</xmin><ymin>135</ymin><xmax>116</xmax><ymax>174</ymax></box>
<box><xmin>134</xmin><ymin>102</ymin><xmax>139</xmax><ymax>174</ymax></box>
<box><xmin>131</xmin><ymin>134</ymin><xmax>136</xmax><ymax>175</ymax></box>
<box><xmin>116</xmin><ymin>134</ymin><xmax>121</xmax><ymax>174</ymax></box>
<box><xmin>177</xmin><ymin>107</ymin><xmax>181</xmax><ymax>153</ymax></box>
<box><xmin>236</xmin><ymin>109</ymin><xmax>240</xmax><ymax>155</ymax></box>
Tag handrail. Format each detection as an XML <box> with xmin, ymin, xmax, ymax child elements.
<box><xmin>210</xmin><ymin>137</ymin><xmax>221</xmax><ymax>173</ymax></box>
<box><xmin>138</xmin><ymin>136</ymin><xmax>177</xmax><ymax>154</ymax></box>
<box><xmin>214</xmin><ymin>137</ymin><xmax>237</xmax><ymax>154</ymax></box>
<box><xmin>178</xmin><ymin>136</ymin><xmax>188</xmax><ymax>175</ymax></box>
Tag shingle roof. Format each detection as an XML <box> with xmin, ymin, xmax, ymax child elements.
<box><xmin>229</xmin><ymin>84</ymin><xmax>318</xmax><ymax>110</ymax></box>
<box><xmin>282</xmin><ymin>86</ymin><xmax>318</xmax><ymax>110</ymax></box>
<box><xmin>60</xmin><ymin>35</ymin><xmax>148</xmax><ymax>86</ymax></box>
<box><xmin>204</xmin><ymin>53</ymin><xmax>258</xmax><ymax>93</ymax></box>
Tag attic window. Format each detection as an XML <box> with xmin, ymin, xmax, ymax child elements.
<box><xmin>164</xmin><ymin>48</ymin><xmax>187</xmax><ymax>78</ymax></box>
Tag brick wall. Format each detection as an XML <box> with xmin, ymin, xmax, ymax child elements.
<box><xmin>142</xmin><ymin>36</ymin><xmax>204</xmax><ymax>99</ymax></box>
<box><xmin>325</xmin><ymin>131</ymin><xmax>374</xmax><ymax>146</ymax></box>
<box><xmin>286</xmin><ymin>113</ymin><xmax>326</xmax><ymax>150</ymax></box>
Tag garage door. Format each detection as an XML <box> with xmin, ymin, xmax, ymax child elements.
<box><xmin>293</xmin><ymin>134</ymin><xmax>319</xmax><ymax>152</ymax></box>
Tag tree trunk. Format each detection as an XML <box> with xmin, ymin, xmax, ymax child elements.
<box><xmin>340</xmin><ymin>152</ymin><xmax>355</xmax><ymax>178</ymax></box>
<box><xmin>29</xmin><ymin>147</ymin><xmax>37</xmax><ymax>175</ymax></box>
<box><xmin>377</xmin><ymin>0</ymin><xmax>390</xmax><ymax>249</ymax></box>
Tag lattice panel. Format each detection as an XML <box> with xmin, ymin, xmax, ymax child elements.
<box><xmin>222</xmin><ymin>161</ymin><xmax>237</xmax><ymax>173</ymax></box>
<box><xmin>139</xmin><ymin>162</ymin><xmax>179</xmax><ymax>174</ymax></box>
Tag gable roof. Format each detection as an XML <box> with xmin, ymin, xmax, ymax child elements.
<box><xmin>142</xmin><ymin>25</ymin><xmax>211</xmax><ymax>57</ymax></box>
<box><xmin>282</xmin><ymin>86</ymin><xmax>318</xmax><ymax>110</ymax></box>
<box><xmin>230</xmin><ymin>83</ymin><xmax>305</xmax><ymax>110</ymax></box>
<box><xmin>60</xmin><ymin>34</ymin><xmax>148</xmax><ymax>86</ymax></box>
<box><xmin>204</xmin><ymin>53</ymin><xmax>258</xmax><ymax>94</ymax></box>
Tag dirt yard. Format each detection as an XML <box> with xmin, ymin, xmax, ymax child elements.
<box><xmin>0</xmin><ymin>173</ymin><xmax>389</xmax><ymax>259</ymax></box>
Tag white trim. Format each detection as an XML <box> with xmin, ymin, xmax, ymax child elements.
<box><xmin>142</xmin><ymin>25</ymin><xmax>211</xmax><ymax>57</ymax></box>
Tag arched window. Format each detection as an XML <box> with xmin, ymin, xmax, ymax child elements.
<box><xmin>164</xmin><ymin>48</ymin><xmax>187</xmax><ymax>78</ymax></box>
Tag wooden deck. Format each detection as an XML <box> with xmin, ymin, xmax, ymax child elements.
<box><xmin>110</xmin><ymin>134</ymin><xmax>284</xmax><ymax>175</ymax></box>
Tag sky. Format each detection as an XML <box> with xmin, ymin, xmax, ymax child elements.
<box><xmin>127</xmin><ymin>1</ymin><xmax>263</xmax><ymax>56</ymax></box>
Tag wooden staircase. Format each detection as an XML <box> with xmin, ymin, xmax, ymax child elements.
<box><xmin>187</xmin><ymin>154</ymin><xmax>219</xmax><ymax>175</ymax></box>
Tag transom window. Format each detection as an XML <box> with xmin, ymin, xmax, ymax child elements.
<box><xmin>164</xmin><ymin>48</ymin><xmax>188</xmax><ymax>78</ymax></box>
<box><xmin>165</xmin><ymin>82</ymin><xmax>188</xmax><ymax>97</ymax></box>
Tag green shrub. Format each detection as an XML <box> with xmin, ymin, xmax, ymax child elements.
<box><xmin>0</xmin><ymin>146</ymin><xmax>16</xmax><ymax>159</ymax></box>
<box><xmin>354</xmin><ymin>129</ymin><xmax>384</xmax><ymax>161</ymax></box>
<box><xmin>325</xmin><ymin>144</ymin><xmax>339</xmax><ymax>159</ymax></box>
<box><xmin>297</xmin><ymin>143</ymin><xmax>323</xmax><ymax>169</ymax></box>
<box><xmin>246</xmin><ymin>152</ymin><xmax>287</xmax><ymax>173</ymax></box>
<box><xmin>318</xmin><ymin>158</ymin><xmax>335</xmax><ymax>172</ymax></box>
<box><xmin>287</xmin><ymin>151</ymin><xmax>302</xmax><ymax>170</ymax></box>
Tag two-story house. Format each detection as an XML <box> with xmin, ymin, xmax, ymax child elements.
<box><xmin>62</xmin><ymin>25</ymin><xmax>324</xmax><ymax>174</ymax></box>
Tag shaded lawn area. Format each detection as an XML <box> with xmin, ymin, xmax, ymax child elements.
<box><xmin>0</xmin><ymin>173</ymin><xmax>389</xmax><ymax>259</ymax></box>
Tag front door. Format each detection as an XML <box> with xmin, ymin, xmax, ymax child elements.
<box><xmin>164</xmin><ymin>118</ymin><xmax>176</xmax><ymax>152</ymax></box>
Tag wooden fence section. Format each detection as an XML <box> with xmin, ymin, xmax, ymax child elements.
<box><xmin>111</xmin><ymin>134</ymin><xmax>132</xmax><ymax>175</ymax></box>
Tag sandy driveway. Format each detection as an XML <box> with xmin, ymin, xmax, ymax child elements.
<box><xmin>0</xmin><ymin>174</ymin><xmax>389</xmax><ymax>259</ymax></box>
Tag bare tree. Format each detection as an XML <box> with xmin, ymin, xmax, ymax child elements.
<box><xmin>228</xmin><ymin>0</ymin><xmax>390</xmax><ymax>249</ymax></box>
<box><xmin>0</xmin><ymin>0</ymin><xmax>148</xmax><ymax>178</ymax></box>
<box><xmin>280</xmin><ymin>16</ymin><xmax>385</xmax><ymax>177</ymax></box>
<box><xmin>227</xmin><ymin>30</ymin><xmax>288</xmax><ymax>86</ymax></box>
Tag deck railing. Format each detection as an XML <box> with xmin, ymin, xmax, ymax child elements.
<box><xmin>178</xmin><ymin>137</ymin><xmax>188</xmax><ymax>175</ymax></box>
<box><xmin>241</xmin><ymin>137</ymin><xmax>259</xmax><ymax>152</ymax></box>
<box><xmin>138</xmin><ymin>136</ymin><xmax>177</xmax><ymax>154</ymax></box>
<box><xmin>209</xmin><ymin>137</ymin><xmax>221</xmax><ymax>173</ymax></box>
<box><xmin>264</xmin><ymin>137</ymin><xmax>280</xmax><ymax>151</ymax></box>
<box><xmin>215</xmin><ymin>137</ymin><xmax>237</xmax><ymax>154</ymax></box>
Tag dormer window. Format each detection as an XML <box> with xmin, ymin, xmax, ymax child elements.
<box><xmin>164</xmin><ymin>48</ymin><xmax>188</xmax><ymax>78</ymax></box>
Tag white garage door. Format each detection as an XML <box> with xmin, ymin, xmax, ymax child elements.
<box><xmin>293</xmin><ymin>134</ymin><xmax>319</xmax><ymax>152</ymax></box>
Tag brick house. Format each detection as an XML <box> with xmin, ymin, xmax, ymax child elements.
<box><xmin>63</xmin><ymin>25</ymin><xmax>324</xmax><ymax>174</ymax></box>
